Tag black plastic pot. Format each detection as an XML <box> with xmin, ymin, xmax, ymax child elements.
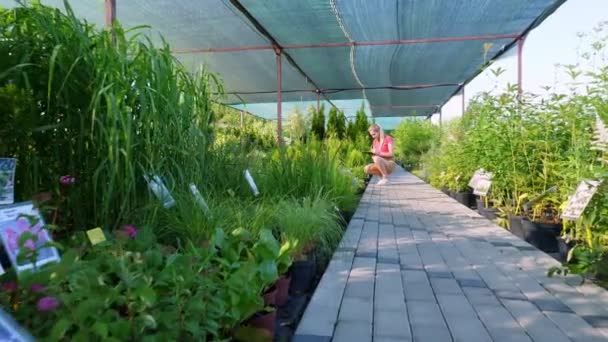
<box><xmin>451</xmin><ymin>191</ymin><xmax>475</xmax><ymax>208</ymax></box>
<box><xmin>476</xmin><ymin>199</ymin><xmax>498</xmax><ymax>220</ymax></box>
<box><xmin>521</xmin><ymin>218</ymin><xmax>562</xmax><ymax>253</ymax></box>
<box><xmin>557</xmin><ymin>238</ymin><xmax>573</xmax><ymax>261</ymax></box>
<box><xmin>508</xmin><ymin>215</ymin><xmax>525</xmax><ymax>239</ymax></box>
<box><xmin>289</xmin><ymin>258</ymin><xmax>316</xmax><ymax>295</ymax></box>
<box><xmin>440</xmin><ymin>186</ymin><xmax>450</xmax><ymax>195</ymax></box>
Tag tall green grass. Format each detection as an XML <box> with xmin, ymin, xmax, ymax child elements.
<box><xmin>0</xmin><ymin>2</ymin><xmax>219</xmax><ymax>231</ymax></box>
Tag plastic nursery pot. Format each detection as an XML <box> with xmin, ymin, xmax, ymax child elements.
<box><xmin>275</xmin><ymin>276</ymin><xmax>291</xmax><ymax>307</ymax></box>
<box><xmin>557</xmin><ymin>238</ymin><xmax>573</xmax><ymax>262</ymax></box>
<box><xmin>451</xmin><ymin>191</ymin><xmax>475</xmax><ymax>208</ymax></box>
<box><xmin>289</xmin><ymin>255</ymin><xmax>316</xmax><ymax>295</ymax></box>
<box><xmin>521</xmin><ymin>218</ymin><xmax>562</xmax><ymax>253</ymax></box>
<box><xmin>248</xmin><ymin>310</ymin><xmax>277</xmax><ymax>336</ymax></box>
<box><xmin>263</xmin><ymin>285</ymin><xmax>278</xmax><ymax>306</ymax></box>
<box><xmin>440</xmin><ymin>186</ymin><xmax>450</xmax><ymax>195</ymax></box>
<box><xmin>508</xmin><ymin>215</ymin><xmax>525</xmax><ymax>240</ymax></box>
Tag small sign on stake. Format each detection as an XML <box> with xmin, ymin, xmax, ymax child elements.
<box><xmin>562</xmin><ymin>180</ymin><xmax>602</xmax><ymax>221</ymax></box>
<box><xmin>189</xmin><ymin>183</ymin><xmax>211</xmax><ymax>217</ymax></box>
<box><xmin>244</xmin><ymin>169</ymin><xmax>260</xmax><ymax>196</ymax></box>
<box><xmin>86</xmin><ymin>227</ymin><xmax>107</xmax><ymax>245</ymax></box>
<box><xmin>468</xmin><ymin>168</ymin><xmax>485</xmax><ymax>189</ymax></box>
<box><xmin>0</xmin><ymin>202</ymin><xmax>61</xmax><ymax>273</ymax></box>
<box><xmin>144</xmin><ymin>174</ymin><xmax>176</xmax><ymax>209</ymax></box>
<box><xmin>0</xmin><ymin>158</ymin><xmax>17</xmax><ymax>206</ymax></box>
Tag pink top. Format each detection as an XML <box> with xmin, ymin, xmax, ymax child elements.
<box><xmin>373</xmin><ymin>135</ymin><xmax>393</xmax><ymax>154</ymax></box>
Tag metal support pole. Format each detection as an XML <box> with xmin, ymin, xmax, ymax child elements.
<box><xmin>316</xmin><ymin>90</ymin><xmax>320</xmax><ymax>113</ymax></box>
<box><xmin>274</xmin><ymin>46</ymin><xmax>283</xmax><ymax>146</ymax></box>
<box><xmin>461</xmin><ymin>86</ymin><xmax>466</xmax><ymax>116</ymax></box>
<box><xmin>439</xmin><ymin>108</ymin><xmax>443</xmax><ymax>128</ymax></box>
<box><xmin>517</xmin><ymin>37</ymin><xmax>524</xmax><ymax>96</ymax></box>
<box><xmin>105</xmin><ymin>0</ymin><xmax>116</xmax><ymax>43</ymax></box>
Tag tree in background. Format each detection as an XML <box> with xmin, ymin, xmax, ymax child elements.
<box><xmin>353</xmin><ymin>103</ymin><xmax>370</xmax><ymax>139</ymax></box>
<box><xmin>311</xmin><ymin>103</ymin><xmax>326</xmax><ymax>140</ymax></box>
<box><xmin>288</xmin><ymin>107</ymin><xmax>308</xmax><ymax>143</ymax></box>
<box><xmin>326</xmin><ymin>106</ymin><xmax>347</xmax><ymax>139</ymax></box>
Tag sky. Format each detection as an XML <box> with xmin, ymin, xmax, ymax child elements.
<box><xmin>434</xmin><ymin>0</ymin><xmax>608</xmax><ymax>124</ymax></box>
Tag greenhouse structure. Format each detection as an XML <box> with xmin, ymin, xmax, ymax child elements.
<box><xmin>1</xmin><ymin>0</ymin><xmax>608</xmax><ymax>341</ymax></box>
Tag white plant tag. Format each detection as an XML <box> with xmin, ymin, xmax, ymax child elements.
<box><xmin>468</xmin><ymin>168</ymin><xmax>485</xmax><ymax>188</ymax></box>
<box><xmin>244</xmin><ymin>169</ymin><xmax>260</xmax><ymax>196</ymax></box>
<box><xmin>189</xmin><ymin>183</ymin><xmax>211</xmax><ymax>216</ymax></box>
<box><xmin>144</xmin><ymin>175</ymin><xmax>176</xmax><ymax>209</ymax></box>
<box><xmin>0</xmin><ymin>202</ymin><xmax>61</xmax><ymax>273</ymax></box>
<box><xmin>562</xmin><ymin>180</ymin><xmax>602</xmax><ymax>220</ymax></box>
<box><xmin>0</xmin><ymin>158</ymin><xmax>17</xmax><ymax>206</ymax></box>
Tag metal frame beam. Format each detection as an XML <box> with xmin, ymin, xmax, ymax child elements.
<box><xmin>172</xmin><ymin>33</ymin><xmax>520</xmax><ymax>54</ymax></box>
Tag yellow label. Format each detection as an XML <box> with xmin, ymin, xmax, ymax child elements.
<box><xmin>86</xmin><ymin>228</ymin><xmax>106</xmax><ymax>245</ymax></box>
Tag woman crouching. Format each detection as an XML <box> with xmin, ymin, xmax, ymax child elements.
<box><xmin>364</xmin><ymin>123</ymin><xmax>396</xmax><ymax>185</ymax></box>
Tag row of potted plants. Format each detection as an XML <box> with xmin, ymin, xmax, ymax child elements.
<box><xmin>419</xmin><ymin>23</ymin><xmax>608</xmax><ymax>280</ymax></box>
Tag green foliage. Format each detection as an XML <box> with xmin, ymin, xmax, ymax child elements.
<box><xmin>393</xmin><ymin>119</ymin><xmax>440</xmax><ymax>168</ymax></box>
<box><xmin>326</xmin><ymin>107</ymin><xmax>346</xmax><ymax>140</ymax></box>
<box><xmin>287</xmin><ymin>107</ymin><xmax>308</xmax><ymax>143</ymax></box>
<box><xmin>3</xmin><ymin>227</ymin><xmax>292</xmax><ymax>341</ymax></box>
<box><xmin>310</xmin><ymin>104</ymin><xmax>326</xmax><ymax>140</ymax></box>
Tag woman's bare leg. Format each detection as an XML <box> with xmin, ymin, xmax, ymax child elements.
<box><xmin>372</xmin><ymin>156</ymin><xmax>389</xmax><ymax>178</ymax></box>
<box><xmin>364</xmin><ymin>163</ymin><xmax>382</xmax><ymax>176</ymax></box>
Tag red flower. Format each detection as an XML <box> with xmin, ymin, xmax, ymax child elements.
<box><xmin>2</xmin><ymin>282</ymin><xmax>18</xmax><ymax>292</ymax></box>
<box><xmin>121</xmin><ymin>225</ymin><xmax>137</xmax><ymax>238</ymax></box>
<box><xmin>59</xmin><ymin>175</ymin><xmax>76</xmax><ymax>186</ymax></box>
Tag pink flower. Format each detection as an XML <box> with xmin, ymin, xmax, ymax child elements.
<box><xmin>30</xmin><ymin>284</ymin><xmax>45</xmax><ymax>293</ymax></box>
<box><xmin>2</xmin><ymin>282</ymin><xmax>18</xmax><ymax>292</ymax></box>
<box><xmin>36</xmin><ymin>296</ymin><xmax>59</xmax><ymax>312</ymax></box>
<box><xmin>121</xmin><ymin>225</ymin><xmax>137</xmax><ymax>238</ymax></box>
<box><xmin>59</xmin><ymin>175</ymin><xmax>76</xmax><ymax>186</ymax></box>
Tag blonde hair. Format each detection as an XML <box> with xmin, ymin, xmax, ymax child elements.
<box><xmin>368</xmin><ymin>123</ymin><xmax>385</xmax><ymax>145</ymax></box>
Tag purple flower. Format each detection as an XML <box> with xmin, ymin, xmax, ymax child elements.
<box><xmin>121</xmin><ymin>225</ymin><xmax>137</xmax><ymax>238</ymax></box>
<box><xmin>59</xmin><ymin>175</ymin><xmax>76</xmax><ymax>186</ymax></box>
<box><xmin>30</xmin><ymin>284</ymin><xmax>45</xmax><ymax>293</ymax></box>
<box><xmin>2</xmin><ymin>282</ymin><xmax>18</xmax><ymax>292</ymax></box>
<box><xmin>36</xmin><ymin>296</ymin><xmax>59</xmax><ymax>312</ymax></box>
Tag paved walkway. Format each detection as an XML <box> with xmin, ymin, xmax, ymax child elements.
<box><xmin>293</xmin><ymin>168</ymin><xmax>608</xmax><ymax>342</ymax></box>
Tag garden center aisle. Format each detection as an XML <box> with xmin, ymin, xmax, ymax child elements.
<box><xmin>293</xmin><ymin>167</ymin><xmax>608</xmax><ymax>342</ymax></box>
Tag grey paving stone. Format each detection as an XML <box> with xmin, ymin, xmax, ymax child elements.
<box><xmin>431</xmin><ymin>277</ymin><xmax>463</xmax><ymax>295</ymax></box>
<box><xmin>374</xmin><ymin>310</ymin><xmax>412</xmax><ymax>339</ymax></box>
<box><xmin>338</xmin><ymin>297</ymin><xmax>373</xmax><ymax>322</ymax></box>
<box><xmin>291</xmin><ymin>335</ymin><xmax>332</xmax><ymax>342</ymax></box>
<box><xmin>474</xmin><ymin>303</ymin><xmax>532</xmax><ymax>341</ymax></box>
<box><xmin>500</xmin><ymin>299</ymin><xmax>571</xmax><ymax>342</ymax></box>
<box><xmin>582</xmin><ymin>315</ymin><xmax>608</xmax><ymax>329</ymax></box>
<box><xmin>457</xmin><ymin>278</ymin><xmax>487</xmax><ymax>288</ymax></box>
<box><xmin>533</xmin><ymin>298</ymin><xmax>574</xmax><ymax>313</ymax></box>
<box><xmin>545</xmin><ymin>311</ymin><xmax>608</xmax><ymax>342</ymax></box>
<box><xmin>427</xmin><ymin>271</ymin><xmax>454</xmax><ymax>279</ymax></box>
<box><xmin>333</xmin><ymin>320</ymin><xmax>372</xmax><ymax>342</ymax></box>
<box><xmin>436</xmin><ymin>294</ymin><xmax>478</xmax><ymax>318</ymax></box>
<box><xmin>407</xmin><ymin>300</ymin><xmax>452</xmax><ymax>341</ymax></box>
<box><xmin>377</xmin><ymin>257</ymin><xmax>400</xmax><ymax>264</ymax></box>
<box><xmin>494</xmin><ymin>290</ymin><xmax>527</xmax><ymax>301</ymax></box>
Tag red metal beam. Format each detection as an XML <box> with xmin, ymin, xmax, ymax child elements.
<box><xmin>105</xmin><ymin>0</ymin><xmax>116</xmax><ymax>27</ymax></box>
<box><xmin>370</xmin><ymin>105</ymin><xmax>439</xmax><ymax>109</ymax></box>
<box><xmin>172</xmin><ymin>33</ymin><xmax>521</xmax><ymax>54</ymax></box>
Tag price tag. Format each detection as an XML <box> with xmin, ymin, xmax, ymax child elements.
<box><xmin>0</xmin><ymin>202</ymin><xmax>61</xmax><ymax>273</ymax></box>
<box><xmin>189</xmin><ymin>183</ymin><xmax>211</xmax><ymax>216</ymax></box>
<box><xmin>144</xmin><ymin>174</ymin><xmax>176</xmax><ymax>209</ymax></box>
<box><xmin>86</xmin><ymin>227</ymin><xmax>106</xmax><ymax>245</ymax></box>
<box><xmin>562</xmin><ymin>180</ymin><xmax>602</xmax><ymax>220</ymax></box>
<box><xmin>244</xmin><ymin>169</ymin><xmax>260</xmax><ymax>196</ymax></box>
<box><xmin>0</xmin><ymin>158</ymin><xmax>17</xmax><ymax>206</ymax></box>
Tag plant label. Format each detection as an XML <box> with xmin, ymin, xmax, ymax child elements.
<box><xmin>0</xmin><ymin>262</ymin><xmax>4</xmax><ymax>276</ymax></box>
<box><xmin>473</xmin><ymin>179</ymin><xmax>492</xmax><ymax>196</ymax></box>
<box><xmin>0</xmin><ymin>158</ymin><xmax>17</xmax><ymax>206</ymax></box>
<box><xmin>0</xmin><ymin>308</ymin><xmax>35</xmax><ymax>342</ymax></box>
<box><xmin>562</xmin><ymin>180</ymin><xmax>602</xmax><ymax>220</ymax></box>
<box><xmin>189</xmin><ymin>183</ymin><xmax>211</xmax><ymax>216</ymax></box>
<box><xmin>144</xmin><ymin>175</ymin><xmax>176</xmax><ymax>209</ymax></box>
<box><xmin>244</xmin><ymin>169</ymin><xmax>260</xmax><ymax>196</ymax></box>
<box><xmin>0</xmin><ymin>202</ymin><xmax>61</xmax><ymax>273</ymax></box>
<box><xmin>468</xmin><ymin>168</ymin><xmax>485</xmax><ymax>188</ymax></box>
<box><xmin>86</xmin><ymin>227</ymin><xmax>106</xmax><ymax>245</ymax></box>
